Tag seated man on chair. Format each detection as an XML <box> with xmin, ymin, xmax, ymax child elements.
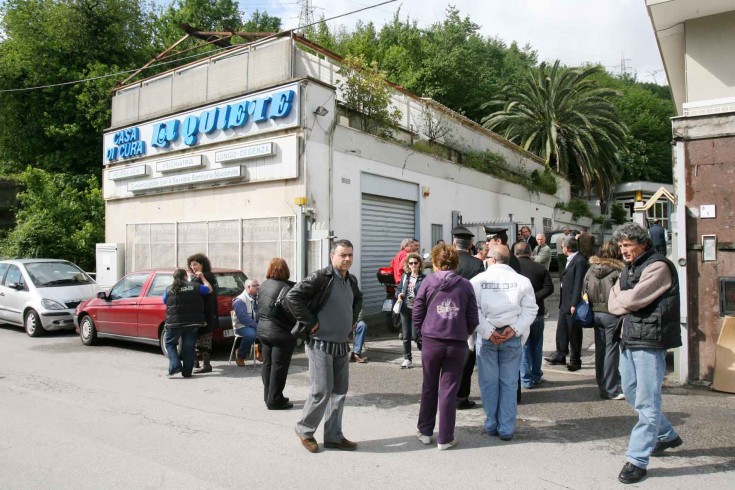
<box><xmin>232</xmin><ymin>279</ymin><xmax>259</xmax><ymax>366</ymax></box>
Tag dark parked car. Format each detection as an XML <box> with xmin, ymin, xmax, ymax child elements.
<box><xmin>74</xmin><ymin>268</ymin><xmax>247</xmax><ymax>354</ymax></box>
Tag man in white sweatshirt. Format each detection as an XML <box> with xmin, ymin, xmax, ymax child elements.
<box><xmin>471</xmin><ymin>245</ymin><xmax>538</xmax><ymax>441</ymax></box>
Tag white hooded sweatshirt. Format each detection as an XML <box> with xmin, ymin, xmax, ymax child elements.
<box><xmin>470</xmin><ymin>263</ymin><xmax>538</xmax><ymax>345</ymax></box>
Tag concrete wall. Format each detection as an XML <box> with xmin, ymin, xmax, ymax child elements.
<box><xmin>686</xmin><ymin>12</ymin><xmax>735</xmax><ymax>103</ymax></box>
<box><xmin>329</xmin><ymin>126</ymin><xmax>562</xmax><ymax>280</ymax></box>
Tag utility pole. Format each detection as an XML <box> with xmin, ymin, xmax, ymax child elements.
<box><xmin>619</xmin><ymin>52</ymin><xmax>632</xmax><ymax>77</ymax></box>
<box><xmin>297</xmin><ymin>0</ymin><xmax>315</xmax><ymax>32</ymax></box>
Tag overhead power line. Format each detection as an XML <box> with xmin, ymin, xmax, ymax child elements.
<box><xmin>0</xmin><ymin>0</ymin><xmax>398</xmax><ymax>94</ymax></box>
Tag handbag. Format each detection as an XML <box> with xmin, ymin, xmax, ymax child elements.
<box><xmin>392</xmin><ymin>298</ymin><xmax>403</xmax><ymax>315</ymax></box>
<box><xmin>573</xmin><ymin>292</ymin><xmax>595</xmax><ymax>328</ymax></box>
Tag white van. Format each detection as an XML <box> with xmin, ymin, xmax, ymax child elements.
<box><xmin>0</xmin><ymin>259</ymin><xmax>97</xmax><ymax>337</ymax></box>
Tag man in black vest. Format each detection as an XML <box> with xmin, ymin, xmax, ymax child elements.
<box><xmin>451</xmin><ymin>226</ymin><xmax>484</xmax><ymax>410</ymax></box>
<box><xmin>608</xmin><ymin>223</ymin><xmax>682</xmax><ymax>484</ymax></box>
<box><xmin>514</xmin><ymin>242</ymin><xmax>554</xmax><ymax>389</ymax></box>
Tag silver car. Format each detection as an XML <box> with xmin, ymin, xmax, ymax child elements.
<box><xmin>0</xmin><ymin>259</ymin><xmax>98</xmax><ymax>337</ymax></box>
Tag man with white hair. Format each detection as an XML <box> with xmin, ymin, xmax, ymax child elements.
<box><xmin>531</xmin><ymin>233</ymin><xmax>552</xmax><ymax>270</ymax></box>
<box><xmin>232</xmin><ymin>279</ymin><xmax>260</xmax><ymax>366</ymax></box>
<box><xmin>471</xmin><ymin>245</ymin><xmax>537</xmax><ymax>441</ymax></box>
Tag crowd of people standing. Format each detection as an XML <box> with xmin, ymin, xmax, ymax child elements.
<box><xmin>161</xmin><ymin>219</ymin><xmax>680</xmax><ymax>485</ymax></box>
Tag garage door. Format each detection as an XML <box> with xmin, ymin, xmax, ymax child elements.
<box><xmin>360</xmin><ymin>194</ymin><xmax>416</xmax><ymax>314</ymax></box>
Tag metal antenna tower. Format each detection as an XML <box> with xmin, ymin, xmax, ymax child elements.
<box><xmin>297</xmin><ymin>0</ymin><xmax>315</xmax><ymax>31</ymax></box>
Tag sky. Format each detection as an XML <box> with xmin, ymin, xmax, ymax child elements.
<box><xmin>237</xmin><ymin>0</ymin><xmax>667</xmax><ymax>85</ymax></box>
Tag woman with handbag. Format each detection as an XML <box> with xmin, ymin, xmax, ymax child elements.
<box><xmin>257</xmin><ymin>258</ymin><xmax>297</xmax><ymax>410</ymax></box>
<box><xmin>583</xmin><ymin>241</ymin><xmax>626</xmax><ymax>400</ymax></box>
<box><xmin>395</xmin><ymin>252</ymin><xmax>426</xmax><ymax>369</ymax></box>
<box><xmin>413</xmin><ymin>244</ymin><xmax>478</xmax><ymax>450</ymax></box>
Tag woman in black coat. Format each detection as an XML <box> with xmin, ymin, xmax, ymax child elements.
<box><xmin>188</xmin><ymin>253</ymin><xmax>218</xmax><ymax>373</ymax></box>
<box><xmin>257</xmin><ymin>257</ymin><xmax>297</xmax><ymax>410</ymax></box>
<box><xmin>395</xmin><ymin>252</ymin><xmax>426</xmax><ymax>369</ymax></box>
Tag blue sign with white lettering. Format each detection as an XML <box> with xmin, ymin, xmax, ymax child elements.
<box><xmin>104</xmin><ymin>86</ymin><xmax>297</xmax><ymax>162</ymax></box>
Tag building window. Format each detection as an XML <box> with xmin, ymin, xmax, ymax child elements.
<box><xmin>431</xmin><ymin>224</ymin><xmax>443</xmax><ymax>245</ymax></box>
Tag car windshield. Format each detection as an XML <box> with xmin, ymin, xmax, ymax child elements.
<box><xmin>25</xmin><ymin>261</ymin><xmax>94</xmax><ymax>287</ymax></box>
<box><xmin>215</xmin><ymin>271</ymin><xmax>247</xmax><ymax>296</ymax></box>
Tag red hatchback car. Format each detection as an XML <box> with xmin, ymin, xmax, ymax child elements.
<box><xmin>74</xmin><ymin>268</ymin><xmax>248</xmax><ymax>354</ymax></box>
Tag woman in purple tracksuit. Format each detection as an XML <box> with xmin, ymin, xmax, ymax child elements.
<box><xmin>413</xmin><ymin>244</ymin><xmax>479</xmax><ymax>450</ymax></box>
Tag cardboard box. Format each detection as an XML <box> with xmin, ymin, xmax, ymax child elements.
<box><xmin>712</xmin><ymin>316</ymin><xmax>735</xmax><ymax>393</ymax></box>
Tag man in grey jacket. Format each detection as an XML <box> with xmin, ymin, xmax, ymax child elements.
<box><xmin>608</xmin><ymin>223</ymin><xmax>682</xmax><ymax>484</ymax></box>
<box><xmin>287</xmin><ymin>239</ymin><xmax>363</xmax><ymax>453</ymax></box>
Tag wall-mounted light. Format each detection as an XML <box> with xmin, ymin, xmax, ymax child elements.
<box><xmin>422</xmin><ymin>186</ymin><xmax>430</xmax><ymax>197</ymax></box>
<box><xmin>314</xmin><ymin>106</ymin><xmax>329</xmax><ymax>117</ymax></box>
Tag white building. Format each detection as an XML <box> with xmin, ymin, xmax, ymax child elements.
<box><xmin>102</xmin><ymin>34</ymin><xmax>570</xmax><ymax>318</ymax></box>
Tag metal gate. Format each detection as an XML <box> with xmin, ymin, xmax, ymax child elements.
<box><xmin>360</xmin><ymin>194</ymin><xmax>416</xmax><ymax>314</ymax></box>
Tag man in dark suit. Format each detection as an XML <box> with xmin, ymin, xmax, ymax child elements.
<box><xmin>520</xmin><ymin>226</ymin><xmax>538</xmax><ymax>250</ymax></box>
<box><xmin>545</xmin><ymin>236</ymin><xmax>589</xmax><ymax>371</ymax></box>
<box><xmin>451</xmin><ymin>226</ymin><xmax>484</xmax><ymax>410</ymax></box>
<box><xmin>514</xmin><ymin>242</ymin><xmax>554</xmax><ymax>388</ymax></box>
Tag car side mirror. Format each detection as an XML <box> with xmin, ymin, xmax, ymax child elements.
<box><xmin>7</xmin><ymin>282</ymin><xmax>23</xmax><ymax>290</ymax></box>
<box><xmin>97</xmin><ymin>291</ymin><xmax>108</xmax><ymax>300</ymax></box>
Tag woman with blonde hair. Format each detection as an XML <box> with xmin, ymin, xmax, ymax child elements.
<box><xmin>395</xmin><ymin>252</ymin><xmax>426</xmax><ymax>368</ymax></box>
<box><xmin>413</xmin><ymin>244</ymin><xmax>478</xmax><ymax>450</ymax></box>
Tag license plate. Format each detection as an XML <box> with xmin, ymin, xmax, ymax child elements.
<box><xmin>381</xmin><ymin>299</ymin><xmax>393</xmax><ymax>312</ymax></box>
<box><xmin>222</xmin><ymin>328</ymin><xmax>234</xmax><ymax>338</ymax></box>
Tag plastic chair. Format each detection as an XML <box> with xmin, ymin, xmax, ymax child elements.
<box><xmin>228</xmin><ymin>330</ymin><xmax>258</xmax><ymax>366</ymax></box>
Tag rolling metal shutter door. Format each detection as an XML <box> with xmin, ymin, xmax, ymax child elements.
<box><xmin>360</xmin><ymin>194</ymin><xmax>416</xmax><ymax>314</ymax></box>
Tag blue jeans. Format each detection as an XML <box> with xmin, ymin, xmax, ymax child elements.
<box><xmin>164</xmin><ymin>325</ymin><xmax>198</xmax><ymax>377</ymax></box>
<box><xmin>520</xmin><ymin>316</ymin><xmax>545</xmax><ymax>387</ymax></box>
<box><xmin>619</xmin><ymin>347</ymin><xmax>679</xmax><ymax>469</ymax></box>
<box><xmin>353</xmin><ymin>320</ymin><xmax>367</xmax><ymax>355</ymax></box>
<box><xmin>476</xmin><ymin>335</ymin><xmax>522</xmax><ymax>437</ymax></box>
<box><xmin>236</xmin><ymin>326</ymin><xmax>257</xmax><ymax>359</ymax></box>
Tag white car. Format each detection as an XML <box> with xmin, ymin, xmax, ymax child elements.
<box><xmin>0</xmin><ymin>259</ymin><xmax>98</xmax><ymax>337</ymax></box>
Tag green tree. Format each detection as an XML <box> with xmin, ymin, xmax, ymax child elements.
<box><xmin>154</xmin><ymin>0</ymin><xmax>243</xmax><ymax>48</ymax></box>
<box><xmin>242</xmin><ymin>10</ymin><xmax>281</xmax><ymax>33</ymax></box>
<box><xmin>1</xmin><ymin>168</ymin><xmax>104</xmax><ymax>271</ymax></box>
<box><xmin>482</xmin><ymin>61</ymin><xmax>629</xmax><ymax>200</ymax></box>
<box><xmin>338</xmin><ymin>54</ymin><xmax>401</xmax><ymax>136</ymax></box>
<box><xmin>0</xmin><ymin>0</ymin><xmax>156</xmax><ymax>176</ymax></box>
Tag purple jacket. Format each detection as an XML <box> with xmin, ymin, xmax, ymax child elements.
<box><xmin>412</xmin><ymin>270</ymin><xmax>478</xmax><ymax>342</ymax></box>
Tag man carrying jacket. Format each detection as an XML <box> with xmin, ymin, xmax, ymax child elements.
<box><xmin>608</xmin><ymin>223</ymin><xmax>682</xmax><ymax>484</ymax></box>
<box><xmin>286</xmin><ymin>239</ymin><xmax>363</xmax><ymax>453</ymax></box>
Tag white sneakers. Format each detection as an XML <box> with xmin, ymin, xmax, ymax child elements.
<box><xmin>417</xmin><ymin>431</ymin><xmax>431</xmax><ymax>445</ymax></box>
<box><xmin>438</xmin><ymin>439</ymin><xmax>458</xmax><ymax>450</ymax></box>
<box><xmin>401</xmin><ymin>359</ymin><xmax>412</xmax><ymax>369</ymax></box>
<box><xmin>613</xmin><ymin>393</ymin><xmax>626</xmax><ymax>400</ymax></box>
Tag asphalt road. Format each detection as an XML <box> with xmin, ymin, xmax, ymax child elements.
<box><xmin>1</xmin><ymin>316</ymin><xmax>734</xmax><ymax>489</ymax></box>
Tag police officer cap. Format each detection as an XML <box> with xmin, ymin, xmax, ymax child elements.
<box><xmin>451</xmin><ymin>226</ymin><xmax>474</xmax><ymax>239</ymax></box>
<box><xmin>484</xmin><ymin>227</ymin><xmax>507</xmax><ymax>240</ymax></box>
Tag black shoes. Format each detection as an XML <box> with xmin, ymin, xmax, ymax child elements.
<box><xmin>268</xmin><ymin>402</ymin><xmax>293</xmax><ymax>410</ymax></box>
<box><xmin>618</xmin><ymin>462</ymin><xmax>647</xmax><ymax>484</ymax></box>
<box><xmin>652</xmin><ymin>435</ymin><xmax>683</xmax><ymax>455</ymax></box>
<box><xmin>544</xmin><ymin>354</ymin><xmax>566</xmax><ymax>365</ymax></box>
<box><xmin>566</xmin><ymin>363</ymin><xmax>581</xmax><ymax>372</ymax></box>
<box><xmin>457</xmin><ymin>399</ymin><xmax>477</xmax><ymax>410</ymax></box>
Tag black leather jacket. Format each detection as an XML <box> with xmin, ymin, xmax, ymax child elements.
<box><xmin>285</xmin><ymin>265</ymin><xmax>362</xmax><ymax>329</ymax></box>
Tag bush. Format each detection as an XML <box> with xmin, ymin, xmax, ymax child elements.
<box><xmin>611</xmin><ymin>203</ymin><xmax>628</xmax><ymax>225</ymax></box>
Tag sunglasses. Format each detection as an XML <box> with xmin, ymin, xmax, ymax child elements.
<box><xmin>408</xmin><ymin>261</ymin><xmax>420</xmax><ymax>265</ymax></box>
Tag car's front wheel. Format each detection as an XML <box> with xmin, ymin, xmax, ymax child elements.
<box><xmin>24</xmin><ymin>309</ymin><xmax>45</xmax><ymax>337</ymax></box>
<box><xmin>79</xmin><ymin>316</ymin><xmax>98</xmax><ymax>346</ymax></box>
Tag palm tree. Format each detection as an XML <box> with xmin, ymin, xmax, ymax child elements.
<box><xmin>481</xmin><ymin>61</ymin><xmax>628</xmax><ymax>199</ymax></box>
